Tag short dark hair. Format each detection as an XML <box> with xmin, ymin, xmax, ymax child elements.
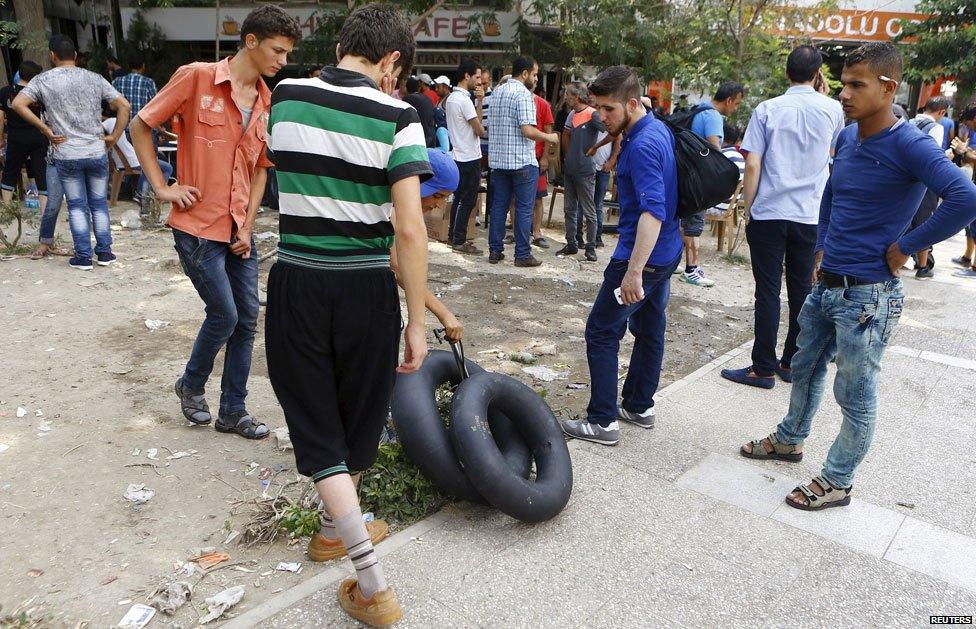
<box><xmin>405</xmin><ymin>77</ymin><xmax>420</xmax><ymax>94</ymax></box>
<box><xmin>723</xmin><ymin>123</ymin><xmax>742</xmax><ymax>145</ymax></box>
<box><xmin>107</xmin><ymin>56</ymin><xmax>120</xmax><ymax>65</ymax></box>
<box><xmin>924</xmin><ymin>96</ymin><xmax>949</xmax><ymax>113</ymax></box>
<box><xmin>240</xmin><ymin>5</ymin><xmax>302</xmax><ymax>45</ymax></box>
<box><xmin>127</xmin><ymin>52</ymin><xmax>145</xmax><ymax>71</ymax></box>
<box><xmin>844</xmin><ymin>41</ymin><xmax>903</xmax><ymax>81</ymax></box>
<box><xmin>338</xmin><ymin>4</ymin><xmax>416</xmax><ymax>77</ymax></box>
<box><xmin>588</xmin><ymin>65</ymin><xmax>641</xmax><ymax>104</ymax></box>
<box><xmin>18</xmin><ymin>61</ymin><xmax>42</xmax><ymax>82</ymax></box>
<box><xmin>787</xmin><ymin>45</ymin><xmax>823</xmax><ymax>83</ymax></box>
<box><xmin>48</xmin><ymin>35</ymin><xmax>76</xmax><ymax>61</ymax></box>
<box><xmin>512</xmin><ymin>56</ymin><xmax>536</xmax><ymax>78</ymax></box>
<box><xmin>960</xmin><ymin>105</ymin><xmax>976</xmax><ymax>122</ymax></box>
<box><xmin>714</xmin><ymin>81</ymin><xmax>744</xmax><ymax>102</ymax></box>
<box><xmin>457</xmin><ymin>57</ymin><xmax>480</xmax><ymax>81</ymax></box>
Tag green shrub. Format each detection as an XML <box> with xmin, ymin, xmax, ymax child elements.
<box><xmin>359</xmin><ymin>442</ymin><xmax>443</xmax><ymax>525</ymax></box>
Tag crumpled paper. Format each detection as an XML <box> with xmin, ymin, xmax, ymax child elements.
<box><xmin>199</xmin><ymin>585</ymin><xmax>245</xmax><ymax>623</ymax></box>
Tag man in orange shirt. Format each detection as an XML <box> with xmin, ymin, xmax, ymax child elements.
<box><xmin>130</xmin><ymin>6</ymin><xmax>301</xmax><ymax>439</ymax></box>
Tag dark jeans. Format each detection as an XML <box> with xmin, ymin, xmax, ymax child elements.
<box><xmin>585</xmin><ymin>255</ymin><xmax>681</xmax><ymax>426</ymax></box>
<box><xmin>39</xmin><ymin>162</ymin><xmax>65</xmax><ymax>245</ymax></box>
<box><xmin>449</xmin><ymin>159</ymin><xmax>481</xmax><ymax>246</ymax></box>
<box><xmin>173</xmin><ymin>229</ymin><xmax>260</xmax><ymax>416</ymax></box>
<box><xmin>746</xmin><ymin>219</ymin><xmax>818</xmax><ymax>377</ymax></box>
<box><xmin>488</xmin><ymin>165</ymin><xmax>538</xmax><ymax>260</ymax></box>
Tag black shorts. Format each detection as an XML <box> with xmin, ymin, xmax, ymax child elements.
<box><xmin>265</xmin><ymin>260</ymin><xmax>401</xmax><ymax>482</ymax></box>
<box><xmin>1</xmin><ymin>131</ymin><xmax>48</xmax><ymax>193</ymax></box>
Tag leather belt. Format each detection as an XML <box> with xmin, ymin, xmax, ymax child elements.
<box><xmin>820</xmin><ymin>270</ymin><xmax>871</xmax><ymax>289</ymax></box>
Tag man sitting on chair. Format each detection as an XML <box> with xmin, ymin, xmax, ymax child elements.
<box><xmin>103</xmin><ymin>114</ymin><xmax>172</xmax><ymax>211</ymax></box>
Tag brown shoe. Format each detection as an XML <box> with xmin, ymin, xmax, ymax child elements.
<box><xmin>514</xmin><ymin>255</ymin><xmax>543</xmax><ymax>267</ymax></box>
<box><xmin>307</xmin><ymin>519</ymin><xmax>390</xmax><ymax>562</ymax></box>
<box><xmin>452</xmin><ymin>242</ymin><xmax>482</xmax><ymax>255</ymax></box>
<box><xmin>338</xmin><ymin>578</ymin><xmax>403</xmax><ymax>627</ymax></box>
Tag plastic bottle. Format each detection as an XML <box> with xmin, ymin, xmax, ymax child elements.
<box><xmin>25</xmin><ymin>185</ymin><xmax>40</xmax><ymax>213</ymax></box>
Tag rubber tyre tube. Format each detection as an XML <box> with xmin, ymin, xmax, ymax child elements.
<box><xmin>391</xmin><ymin>350</ymin><xmax>531</xmax><ymax>502</ymax></box>
<box><xmin>449</xmin><ymin>371</ymin><xmax>573</xmax><ymax>522</ymax></box>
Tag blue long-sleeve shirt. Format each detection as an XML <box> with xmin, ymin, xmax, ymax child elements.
<box><xmin>613</xmin><ymin>114</ymin><xmax>682</xmax><ymax>267</ymax></box>
<box><xmin>817</xmin><ymin>118</ymin><xmax>976</xmax><ymax>282</ymax></box>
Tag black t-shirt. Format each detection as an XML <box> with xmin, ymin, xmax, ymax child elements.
<box><xmin>0</xmin><ymin>84</ymin><xmax>45</xmax><ymax>135</ymax></box>
<box><xmin>403</xmin><ymin>92</ymin><xmax>436</xmax><ymax>148</ymax></box>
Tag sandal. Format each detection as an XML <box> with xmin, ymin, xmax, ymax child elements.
<box><xmin>175</xmin><ymin>378</ymin><xmax>212</xmax><ymax>425</ymax></box>
<box><xmin>786</xmin><ymin>475</ymin><xmax>852</xmax><ymax>511</ymax></box>
<box><xmin>740</xmin><ymin>433</ymin><xmax>803</xmax><ymax>462</ymax></box>
<box><xmin>216</xmin><ymin>410</ymin><xmax>269</xmax><ymax>439</ymax></box>
<box><xmin>29</xmin><ymin>245</ymin><xmax>50</xmax><ymax>260</ymax></box>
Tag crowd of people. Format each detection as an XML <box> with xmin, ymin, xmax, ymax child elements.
<box><xmin>5</xmin><ymin>2</ymin><xmax>976</xmax><ymax>625</ymax></box>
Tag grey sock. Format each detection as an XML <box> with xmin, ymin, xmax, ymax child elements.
<box><xmin>335</xmin><ymin>508</ymin><xmax>387</xmax><ymax>598</ymax></box>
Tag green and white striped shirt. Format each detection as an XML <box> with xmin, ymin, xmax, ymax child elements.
<box><xmin>268</xmin><ymin>66</ymin><xmax>432</xmax><ymax>270</ymax></box>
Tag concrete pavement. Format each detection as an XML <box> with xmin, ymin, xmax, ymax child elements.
<box><xmin>226</xmin><ymin>233</ymin><xmax>976</xmax><ymax>628</ymax></box>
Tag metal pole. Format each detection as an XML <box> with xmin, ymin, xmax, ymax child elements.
<box><xmin>215</xmin><ymin>0</ymin><xmax>221</xmax><ymax>62</ymax></box>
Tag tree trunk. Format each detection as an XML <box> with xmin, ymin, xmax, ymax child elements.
<box><xmin>12</xmin><ymin>0</ymin><xmax>48</xmax><ymax>69</ymax></box>
<box><xmin>0</xmin><ymin>53</ymin><xmax>8</xmax><ymax>89</ymax></box>
<box><xmin>110</xmin><ymin>0</ymin><xmax>125</xmax><ymax>50</ymax></box>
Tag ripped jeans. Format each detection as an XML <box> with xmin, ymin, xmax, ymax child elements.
<box><xmin>774</xmin><ymin>279</ymin><xmax>904</xmax><ymax>488</ymax></box>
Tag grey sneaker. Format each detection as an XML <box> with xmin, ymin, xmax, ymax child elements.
<box><xmin>617</xmin><ymin>406</ymin><xmax>655</xmax><ymax>429</ymax></box>
<box><xmin>175</xmin><ymin>378</ymin><xmax>212</xmax><ymax>425</ymax></box>
<box><xmin>560</xmin><ymin>419</ymin><xmax>620</xmax><ymax>446</ymax></box>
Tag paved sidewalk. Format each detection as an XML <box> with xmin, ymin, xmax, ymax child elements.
<box><xmin>228</xmin><ymin>235</ymin><xmax>976</xmax><ymax>628</ymax></box>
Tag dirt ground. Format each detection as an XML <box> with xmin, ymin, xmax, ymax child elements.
<box><xmin>0</xmin><ymin>199</ymin><xmax>756</xmax><ymax>627</ymax></box>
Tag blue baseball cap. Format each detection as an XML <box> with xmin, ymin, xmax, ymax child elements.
<box><xmin>420</xmin><ymin>148</ymin><xmax>460</xmax><ymax>198</ymax></box>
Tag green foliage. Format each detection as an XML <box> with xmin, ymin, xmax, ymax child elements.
<box><xmin>897</xmin><ymin>0</ymin><xmax>976</xmax><ymax>97</ymax></box>
<box><xmin>359</xmin><ymin>442</ymin><xmax>444</xmax><ymax>525</ymax></box>
<box><xmin>279</xmin><ymin>504</ymin><xmax>322</xmax><ymax>538</ymax></box>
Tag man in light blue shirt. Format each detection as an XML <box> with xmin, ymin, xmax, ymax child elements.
<box><xmin>681</xmin><ymin>82</ymin><xmax>744</xmax><ymax>288</ymax></box>
<box><xmin>722</xmin><ymin>45</ymin><xmax>845</xmax><ymax>389</ymax></box>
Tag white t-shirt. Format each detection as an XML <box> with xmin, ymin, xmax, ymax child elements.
<box><xmin>445</xmin><ymin>87</ymin><xmax>481</xmax><ymax>163</ymax></box>
<box><xmin>102</xmin><ymin>118</ymin><xmax>139</xmax><ymax>170</ymax></box>
<box><xmin>913</xmin><ymin>113</ymin><xmax>945</xmax><ymax>147</ymax></box>
<box><xmin>592</xmin><ymin>131</ymin><xmax>613</xmax><ymax>170</ymax></box>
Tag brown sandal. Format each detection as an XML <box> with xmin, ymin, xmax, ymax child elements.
<box><xmin>740</xmin><ymin>432</ymin><xmax>803</xmax><ymax>462</ymax></box>
<box><xmin>786</xmin><ymin>475</ymin><xmax>852</xmax><ymax>511</ymax></box>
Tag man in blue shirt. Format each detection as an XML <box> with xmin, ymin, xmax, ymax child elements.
<box><xmin>681</xmin><ymin>81</ymin><xmax>743</xmax><ymax>287</ymax></box>
<box><xmin>560</xmin><ymin>65</ymin><xmax>682</xmax><ymax>446</ymax></box>
<box><xmin>740</xmin><ymin>42</ymin><xmax>976</xmax><ymax>511</ymax></box>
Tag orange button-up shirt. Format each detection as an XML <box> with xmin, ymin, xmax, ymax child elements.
<box><xmin>139</xmin><ymin>58</ymin><xmax>273</xmax><ymax>243</ymax></box>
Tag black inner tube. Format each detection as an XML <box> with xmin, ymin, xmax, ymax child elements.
<box><xmin>391</xmin><ymin>350</ymin><xmax>531</xmax><ymax>502</ymax></box>
<box><xmin>450</xmin><ymin>371</ymin><xmax>573</xmax><ymax>522</ymax></box>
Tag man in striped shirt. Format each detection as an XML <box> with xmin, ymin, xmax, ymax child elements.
<box><xmin>265</xmin><ymin>5</ymin><xmax>430</xmax><ymax>626</ymax></box>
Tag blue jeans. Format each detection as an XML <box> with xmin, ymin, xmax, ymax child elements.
<box><xmin>39</xmin><ymin>162</ymin><xmax>65</xmax><ymax>245</ymax></box>
<box><xmin>585</xmin><ymin>255</ymin><xmax>681</xmax><ymax>425</ymax></box>
<box><xmin>135</xmin><ymin>158</ymin><xmax>174</xmax><ymax>197</ymax></box>
<box><xmin>173</xmin><ymin>229</ymin><xmax>260</xmax><ymax>416</ymax></box>
<box><xmin>56</xmin><ymin>156</ymin><xmax>111</xmax><ymax>259</ymax></box>
<box><xmin>775</xmin><ymin>279</ymin><xmax>904</xmax><ymax>488</ymax></box>
<box><xmin>594</xmin><ymin>170</ymin><xmax>611</xmax><ymax>241</ymax></box>
<box><xmin>489</xmin><ymin>165</ymin><xmax>538</xmax><ymax>260</ymax></box>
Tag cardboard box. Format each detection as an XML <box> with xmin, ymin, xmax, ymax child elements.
<box><xmin>423</xmin><ymin>195</ymin><xmax>482</xmax><ymax>244</ymax></box>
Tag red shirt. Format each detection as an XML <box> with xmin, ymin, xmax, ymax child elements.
<box><xmin>534</xmin><ymin>95</ymin><xmax>554</xmax><ymax>158</ymax></box>
<box><xmin>138</xmin><ymin>58</ymin><xmax>273</xmax><ymax>243</ymax></box>
<box><xmin>424</xmin><ymin>89</ymin><xmax>440</xmax><ymax>108</ymax></box>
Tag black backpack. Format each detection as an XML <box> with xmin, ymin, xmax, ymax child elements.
<box><xmin>666</xmin><ymin>103</ymin><xmax>709</xmax><ymax>130</ymax></box>
<box><xmin>654</xmin><ymin>113</ymin><xmax>741</xmax><ymax>218</ymax></box>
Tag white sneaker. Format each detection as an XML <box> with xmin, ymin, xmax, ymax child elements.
<box><xmin>680</xmin><ymin>268</ymin><xmax>715</xmax><ymax>287</ymax></box>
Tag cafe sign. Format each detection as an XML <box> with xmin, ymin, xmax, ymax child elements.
<box><xmin>776</xmin><ymin>8</ymin><xmax>928</xmax><ymax>41</ymax></box>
